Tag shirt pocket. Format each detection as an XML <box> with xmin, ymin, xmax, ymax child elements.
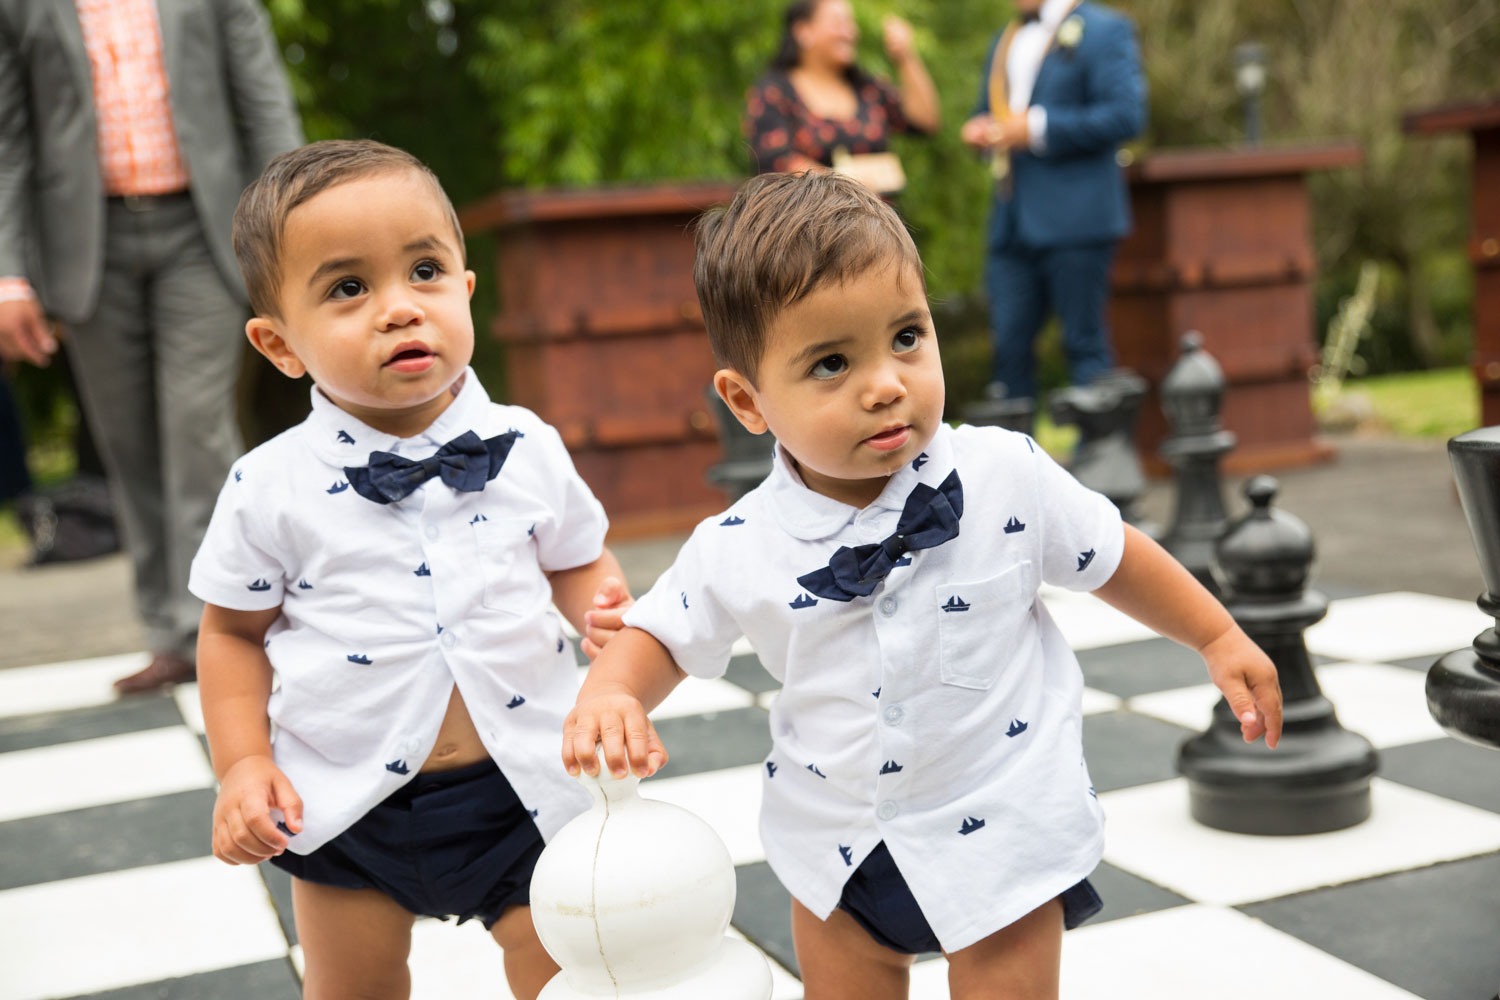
<box><xmin>471</xmin><ymin>517</ymin><xmax>538</xmax><ymax>613</ymax></box>
<box><xmin>935</xmin><ymin>560</ymin><xmax>1035</xmax><ymax>691</ymax></box>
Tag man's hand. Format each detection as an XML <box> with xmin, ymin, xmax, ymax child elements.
<box><xmin>0</xmin><ymin>298</ymin><xmax>56</xmax><ymax>366</ymax></box>
<box><xmin>211</xmin><ymin>755</ymin><xmax>303</xmax><ymax>865</ymax></box>
<box><xmin>581</xmin><ymin>576</ymin><xmax>633</xmax><ymax>660</ymax></box>
<box><xmin>960</xmin><ymin>114</ymin><xmax>997</xmax><ymax>151</ymax></box>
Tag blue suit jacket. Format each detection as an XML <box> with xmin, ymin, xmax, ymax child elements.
<box><xmin>974</xmin><ymin>3</ymin><xmax>1146</xmax><ymax>250</ymax></box>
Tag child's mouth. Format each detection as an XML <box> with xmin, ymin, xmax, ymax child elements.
<box><xmin>864</xmin><ymin>426</ymin><xmax>911</xmax><ymax>452</ymax></box>
<box><xmin>385</xmin><ymin>347</ymin><xmax>434</xmax><ymax>373</ymax></box>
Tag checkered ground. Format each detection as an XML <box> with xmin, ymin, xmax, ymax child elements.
<box><xmin>3</xmin><ymin>586</ymin><xmax>1498</xmax><ymax>1000</ymax></box>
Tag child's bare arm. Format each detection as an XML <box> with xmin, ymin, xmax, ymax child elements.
<box><xmin>1091</xmin><ymin>524</ymin><xmax>1284</xmax><ymax>748</ymax></box>
<box><xmin>198</xmin><ymin>602</ymin><xmax>303</xmax><ymax>864</ymax></box>
<box><xmin>547</xmin><ymin>547</ymin><xmax>632</xmax><ymax>658</ymax></box>
<box><xmin>563</xmin><ymin>626</ymin><xmax>687</xmax><ymax>779</ymax></box>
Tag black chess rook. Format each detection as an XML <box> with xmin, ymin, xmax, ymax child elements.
<box><xmin>1177</xmin><ymin>475</ymin><xmax>1379</xmax><ymax>835</ymax></box>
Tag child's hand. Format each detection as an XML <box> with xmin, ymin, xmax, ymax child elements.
<box><xmin>581</xmin><ymin>576</ymin><xmax>633</xmax><ymax>660</ymax></box>
<box><xmin>1201</xmin><ymin>627</ymin><xmax>1283</xmax><ymax>749</ymax></box>
<box><xmin>563</xmin><ymin>688</ymin><xmax>667</xmax><ymax>779</ymax></box>
<box><xmin>211</xmin><ymin>755</ymin><xmax>303</xmax><ymax>865</ymax></box>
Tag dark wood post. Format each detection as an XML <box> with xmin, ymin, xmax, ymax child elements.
<box><xmin>460</xmin><ymin>182</ymin><xmax>740</xmax><ymax>539</ymax></box>
<box><xmin>1402</xmin><ymin>98</ymin><xmax>1500</xmax><ymax>428</ymax></box>
<box><xmin>1109</xmin><ymin>143</ymin><xmax>1363</xmax><ymax>473</ymax></box>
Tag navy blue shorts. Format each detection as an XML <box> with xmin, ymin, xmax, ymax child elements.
<box><xmin>837</xmin><ymin>841</ymin><xmax>1103</xmax><ymax>955</ymax></box>
<box><xmin>269</xmin><ymin>758</ymin><xmax>544</xmax><ymax>929</ymax></box>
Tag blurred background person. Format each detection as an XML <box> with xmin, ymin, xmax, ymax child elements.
<box><xmin>0</xmin><ymin>0</ymin><xmax>303</xmax><ymax>693</ymax></box>
<box><xmin>961</xmin><ymin>0</ymin><xmax>1145</xmax><ymax>403</ymax></box>
<box><xmin>744</xmin><ymin>0</ymin><xmax>939</xmax><ymax>193</ymax></box>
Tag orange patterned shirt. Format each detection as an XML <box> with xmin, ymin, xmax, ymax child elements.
<box><xmin>73</xmin><ymin>0</ymin><xmax>190</xmax><ymax>196</ymax></box>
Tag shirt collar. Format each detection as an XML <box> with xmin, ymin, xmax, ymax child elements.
<box><xmin>762</xmin><ymin>423</ymin><xmax>957</xmax><ymax>541</ymax></box>
<box><xmin>304</xmin><ymin>368</ymin><xmax>492</xmax><ymax>469</ymax></box>
<box><xmin>1041</xmin><ymin>0</ymin><xmax>1078</xmax><ymax>25</ymax></box>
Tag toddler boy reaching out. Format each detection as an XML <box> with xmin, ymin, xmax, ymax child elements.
<box><xmin>191</xmin><ymin>140</ymin><xmax>629</xmax><ymax>1000</ymax></box>
<box><xmin>563</xmin><ymin>172</ymin><xmax>1282</xmax><ymax>1000</ymax></box>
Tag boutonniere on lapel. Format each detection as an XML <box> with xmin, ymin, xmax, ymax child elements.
<box><xmin>1056</xmin><ymin>14</ymin><xmax>1085</xmax><ymax>53</ymax></box>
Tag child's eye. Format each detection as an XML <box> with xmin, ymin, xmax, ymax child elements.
<box><xmin>810</xmin><ymin>354</ymin><xmax>847</xmax><ymax>379</ymax></box>
<box><xmin>893</xmin><ymin>327</ymin><xmax>923</xmax><ymax>353</ymax></box>
<box><xmin>412</xmin><ymin>260</ymin><xmax>443</xmax><ymax>282</ymax></box>
<box><xmin>329</xmin><ymin>278</ymin><xmax>364</xmax><ymax>300</ymax></box>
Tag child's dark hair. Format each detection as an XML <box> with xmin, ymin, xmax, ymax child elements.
<box><xmin>233</xmin><ymin>139</ymin><xmax>465</xmax><ymax>318</ymax></box>
<box><xmin>693</xmin><ymin>171</ymin><xmax>924</xmax><ymax>383</ymax></box>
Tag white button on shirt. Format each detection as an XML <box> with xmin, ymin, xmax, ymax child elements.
<box><xmin>189</xmin><ymin>371</ymin><xmax>608</xmax><ymax>853</ymax></box>
<box><xmin>624</xmin><ymin>423</ymin><xmax>1124</xmax><ymax>952</ymax></box>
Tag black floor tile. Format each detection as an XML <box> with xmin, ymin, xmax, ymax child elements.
<box><xmin>723</xmin><ymin>653</ymin><xmax>780</xmax><ymax>695</ymax></box>
<box><xmin>1240</xmin><ymin>852</ymin><xmax>1500</xmax><ymax>1000</ymax></box>
<box><xmin>652</xmin><ymin>706</ymin><xmax>773</xmax><ymax>780</ymax></box>
<box><xmin>1085</xmin><ymin>860</ymin><xmax>1191</xmax><ymax>925</ymax></box>
<box><xmin>1075</xmin><ymin>638</ymin><xmax>1210</xmax><ymax>699</ymax></box>
<box><xmin>1379</xmin><ymin>737</ymin><xmax>1500</xmax><ymax>815</ymax></box>
<box><xmin>0</xmin><ymin>696</ymin><xmax>184</xmax><ymax>754</ymax></box>
<box><xmin>61</xmin><ymin>959</ymin><xmax>301</xmax><ymax>999</ymax></box>
<box><xmin>733</xmin><ymin>862</ymin><xmax>798</xmax><ymax>977</ymax></box>
<box><xmin>1082</xmin><ymin>711</ymin><xmax>1193</xmax><ymax>793</ymax></box>
<box><xmin>0</xmin><ymin>790</ymin><xmax>214</xmax><ymax>890</ymax></box>
<box><xmin>260</xmin><ymin>861</ymin><xmax>298</xmax><ymax>946</ymax></box>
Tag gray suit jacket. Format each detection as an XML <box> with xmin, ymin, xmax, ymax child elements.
<box><xmin>0</xmin><ymin>0</ymin><xmax>303</xmax><ymax>323</ymax></box>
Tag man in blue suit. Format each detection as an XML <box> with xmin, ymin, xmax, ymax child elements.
<box><xmin>961</xmin><ymin>0</ymin><xmax>1145</xmax><ymax>403</ymax></box>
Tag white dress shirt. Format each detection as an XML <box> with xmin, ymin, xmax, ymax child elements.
<box><xmin>189</xmin><ymin>370</ymin><xmax>607</xmax><ymax>852</ymax></box>
<box><xmin>1008</xmin><ymin>0</ymin><xmax>1080</xmax><ymax>152</ymax></box>
<box><xmin>624</xmin><ymin>423</ymin><xmax>1124</xmax><ymax>952</ymax></box>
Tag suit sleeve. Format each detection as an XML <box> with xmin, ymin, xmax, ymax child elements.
<box><xmin>1034</xmin><ymin>15</ymin><xmax>1145</xmax><ymax>159</ymax></box>
<box><xmin>213</xmin><ymin>0</ymin><xmax>304</xmax><ymax>177</ymax></box>
<box><xmin>971</xmin><ymin>30</ymin><xmax>1003</xmax><ymax>118</ymax></box>
<box><xmin>0</xmin><ymin>10</ymin><xmax>34</xmax><ymax>279</ymax></box>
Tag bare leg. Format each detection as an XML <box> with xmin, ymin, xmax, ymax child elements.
<box><xmin>489</xmin><ymin>904</ymin><xmax>560</xmax><ymax>1000</ymax></box>
<box><xmin>292</xmin><ymin>877</ymin><xmax>417</xmax><ymax>1000</ymax></box>
<box><xmin>791</xmin><ymin>897</ymin><xmax>913</xmax><ymax>1000</ymax></box>
<box><xmin>945</xmin><ymin>896</ymin><xmax>1064</xmax><ymax>1000</ymax></box>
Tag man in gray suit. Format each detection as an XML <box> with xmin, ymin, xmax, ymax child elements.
<box><xmin>0</xmin><ymin>0</ymin><xmax>302</xmax><ymax>691</ymax></box>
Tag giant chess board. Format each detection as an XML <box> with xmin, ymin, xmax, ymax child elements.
<box><xmin>3</xmin><ymin>586</ymin><xmax>1499</xmax><ymax>999</ymax></box>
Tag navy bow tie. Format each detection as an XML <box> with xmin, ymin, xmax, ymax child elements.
<box><xmin>344</xmin><ymin>430</ymin><xmax>518</xmax><ymax>505</ymax></box>
<box><xmin>797</xmin><ymin>469</ymin><xmax>964</xmax><ymax>602</ymax></box>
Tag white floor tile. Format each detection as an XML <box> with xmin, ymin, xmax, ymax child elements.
<box><xmin>638</xmin><ymin>764</ymin><xmax>766</xmax><ymax>866</ymax></box>
<box><xmin>1126</xmin><ymin>662</ymin><xmax>1445</xmax><ymax>750</ymax></box>
<box><xmin>725</xmin><ymin>926</ymin><xmax>803</xmax><ymax>1000</ymax></box>
<box><xmin>1100</xmin><ymin>777</ymin><xmax>1500</xmax><ymax>906</ymax></box>
<box><xmin>1080</xmin><ymin>687</ymin><xmax>1123</xmax><ymax>716</ymax></box>
<box><xmin>0</xmin><ymin>726</ymin><xmax>214</xmax><ymax>822</ymax></box>
<box><xmin>1308</xmin><ymin>592</ymin><xmax>1490</xmax><ymax>662</ymax></box>
<box><xmin>173</xmin><ymin>680</ymin><xmax>206</xmax><ymax>735</ymax></box>
<box><xmin>1039</xmin><ymin>587</ymin><xmax>1159</xmax><ymax>650</ymax></box>
<box><xmin>652</xmin><ymin>676</ymin><xmax>758</xmax><ymax>720</ymax></box>
<box><xmin>408</xmin><ymin>915</ymin><xmax>510</xmax><ymax>999</ymax></box>
<box><xmin>0</xmin><ymin>857</ymin><xmax>287</xmax><ymax>1000</ymax></box>
<box><xmin>908</xmin><ymin>956</ymin><xmax>952</xmax><ymax>998</ymax></box>
<box><xmin>1060</xmin><ymin>905</ymin><xmax>1422</xmax><ymax>999</ymax></box>
<box><xmin>0</xmin><ymin>652</ymin><xmax>148</xmax><ymax>719</ymax></box>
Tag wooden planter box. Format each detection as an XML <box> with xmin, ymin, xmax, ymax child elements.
<box><xmin>1109</xmin><ymin>144</ymin><xmax>1363</xmax><ymax>473</ymax></box>
<box><xmin>1403</xmin><ymin>99</ymin><xmax>1500</xmax><ymax>429</ymax></box>
<box><xmin>460</xmin><ymin>182</ymin><xmax>741</xmax><ymax>539</ymax></box>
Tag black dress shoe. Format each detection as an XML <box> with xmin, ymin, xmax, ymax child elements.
<box><xmin>114</xmin><ymin>652</ymin><xmax>196</xmax><ymax>695</ymax></box>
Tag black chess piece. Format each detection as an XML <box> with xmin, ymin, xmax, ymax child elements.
<box><xmin>961</xmin><ymin>381</ymin><xmax>1036</xmax><ymax>436</ymax></box>
<box><xmin>1049</xmin><ymin>368</ymin><xmax>1156</xmax><ymax>536</ymax></box>
<box><xmin>1159</xmin><ymin>333</ymin><xmax>1236</xmax><ymax>597</ymax></box>
<box><xmin>1177</xmin><ymin>476</ymin><xmax>1379</xmax><ymax>835</ymax></box>
<box><xmin>1427</xmin><ymin>427</ymin><xmax>1500</xmax><ymax>751</ymax></box>
<box><xmin>704</xmin><ymin>385</ymin><xmax>773</xmax><ymax>503</ymax></box>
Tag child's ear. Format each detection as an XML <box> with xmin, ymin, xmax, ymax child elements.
<box><xmin>464</xmin><ymin>270</ymin><xmax>477</xmax><ymax>299</ymax></box>
<box><xmin>713</xmin><ymin>369</ymin><xmax>768</xmax><ymax>435</ymax></box>
<box><xmin>246</xmin><ymin>317</ymin><xmax>307</xmax><ymax>379</ymax></box>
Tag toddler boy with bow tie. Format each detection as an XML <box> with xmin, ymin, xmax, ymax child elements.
<box><xmin>189</xmin><ymin>140</ymin><xmax>629</xmax><ymax>1000</ymax></box>
<box><xmin>563</xmin><ymin>172</ymin><xmax>1282</xmax><ymax>999</ymax></box>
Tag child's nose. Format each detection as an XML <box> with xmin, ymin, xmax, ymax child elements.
<box><xmin>862</xmin><ymin>364</ymin><xmax>906</xmax><ymax>408</ymax></box>
<box><xmin>375</xmin><ymin>291</ymin><xmax>424</xmax><ymax>330</ymax></box>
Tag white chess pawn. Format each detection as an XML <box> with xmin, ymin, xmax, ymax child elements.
<box><xmin>530</xmin><ymin>760</ymin><xmax>773</xmax><ymax>999</ymax></box>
